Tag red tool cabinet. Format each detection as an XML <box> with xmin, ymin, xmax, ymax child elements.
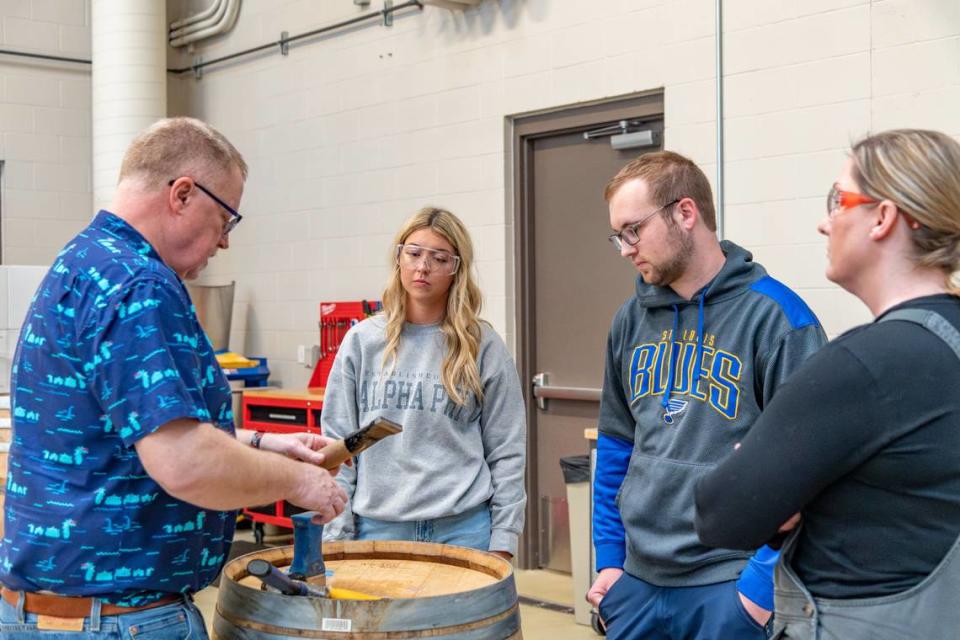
<box><xmin>241</xmin><ymin>388</ymin><xmax>325</xmax><ymax>542</ymax></box>
<box><xmin>309</xmin><ymin>300</ymin><xmax>381</xmax><ymax>389</ymax></box>
<box><xmin>242</xmin><ymin>300</ymin><xmax>379</xmax><ymax>540</ymax></box>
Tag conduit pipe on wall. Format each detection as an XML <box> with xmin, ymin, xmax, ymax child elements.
<box><xmin>169</xmin><ymin>0</ymin><xmax>223</xmax><ymax>31</ymax></box>
<box><xmin>420</xmin><ymin>0</ymin><xmax>482</xmax><ymax>8</ymax></box>
<box><xmin>167</xmin><ymin>0</ymin><xmax>422</xmax><ymax>75</ymax></box>
<box><xmin>91</xmin><ymin>0</ymin><xmax>167</xmax><ymax>211</ymax></box>
<box><xmin>0</xmin><ymin>1</ymin><xmax>423</xmax><ymax>77</ymax></box>
<box><xmin>169</xmin><ymin>0</ymin><xmax>240</xmax><ymax>48</ymax></box>
<box><xmin>0</xmin><ymin>49</ymin><xmax>89</xmax><ymax>65</ymax></box>
<box><xmin>715</xmin><ymin>0</ymin><xmax>725</xmax><ymax>239</ymax></box>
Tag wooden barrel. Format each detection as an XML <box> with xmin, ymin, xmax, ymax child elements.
<box><xmin>213</xmin><ymin>539</ymin><xmax>522</xmax><ymax>639</ymax></box>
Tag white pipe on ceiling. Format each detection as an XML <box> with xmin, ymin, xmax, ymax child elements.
<box><xmin>169</xmin><ymin>0</ymin><xmax>240</xmax><ymax>48</ymax></box>
<box><xmin>170</xmin><ymin>0</ymin><xmax>229</xmax><ymax>39</ymax></box>
<box><xmin>169</xmin><ymin>0</ymin><xmax>224</xmax><ymax>31</ymax></box>
<box><xmin>91</xmin><ymin>0</ymin><xmax>167</xmax><ymax>211</ymax></box>
<box><xmin>715</xmin><ymin>0</ymin><xmax>725</xmax><ymax>239</ymax></box>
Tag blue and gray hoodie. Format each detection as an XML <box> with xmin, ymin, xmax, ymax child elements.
<box><xmin>593</xmin><ymin>240</ymin><xmax>826</xmax><ymax>608</ymax></box>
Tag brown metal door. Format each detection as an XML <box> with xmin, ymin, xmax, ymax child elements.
<box><xmin>514</xmin><ymin>94</ymin><xmax>664</xmax><ymax>571</ymax></box>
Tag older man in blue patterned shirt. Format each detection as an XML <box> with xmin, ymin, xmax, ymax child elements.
<box><xmin>0</xmin><ymin>117</ymin><xmax>347</xmax><ymax>639</ymax></box>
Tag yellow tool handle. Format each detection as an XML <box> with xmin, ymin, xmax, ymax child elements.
<box><xmin>328</xmin><ymin>587</ymin><xmax>381</xmax><ymax>601</ymax></box>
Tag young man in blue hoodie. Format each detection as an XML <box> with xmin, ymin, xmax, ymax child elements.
<box><xmin>586</xmin><ymin>151</ymin><xmax>826</xmax><ymax>639</ymax></box>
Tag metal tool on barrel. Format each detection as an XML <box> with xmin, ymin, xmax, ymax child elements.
<box><xmin>246</xmin><ymin>417</ymin><xmax>402</xmax><ymax>599</ymax></box>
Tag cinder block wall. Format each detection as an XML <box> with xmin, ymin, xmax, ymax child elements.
<box><xmin>722</xmin><ymin>0</ymin><xmax>960</xmax><ymax>335</ymax></box>
<box><xmin>0</xmin><ymin>0</ymin><xmax>91</xmax><ymax>265</ymax></box>
<box><xmin>2</xmin><ymin>0</ymin><xmax>958</xmax><ymax>387</ymax></box>
<box><xmin>170</xmin><ymin>0</ymin><xmax>959</xmax><ymax>386</ymax></box>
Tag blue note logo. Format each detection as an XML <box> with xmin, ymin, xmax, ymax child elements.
<box><xmin>662</xmin><ymin>398</ymin><xmax>688</xmax><ymax>425</ymax></box>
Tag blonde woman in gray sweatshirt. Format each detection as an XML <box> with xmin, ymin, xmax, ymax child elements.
<box><xmin>321</xmin><ymin>207</ymin><xmax>527</xmax><ymax>559</ymax></box>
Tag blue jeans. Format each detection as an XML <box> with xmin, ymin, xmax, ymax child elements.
<box><xmin>356</xmin><ymin>502</ymin><xmax>492</xmax><ymax>550</ymax></box>
<box><xmin>599</xmin><ymin>573</ymin><xmax>767</xmax><ymax>640</ymax></box>
<box><xmin>0</xmin><ymin>593</ymin><xmax>207</xmax><ymax>640</ymax></box>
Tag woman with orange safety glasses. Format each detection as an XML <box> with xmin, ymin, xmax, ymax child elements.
<box><xmin>696</xmin><ymin>129</ymin><xmax>960</xmax><ymax>640</ymax></box>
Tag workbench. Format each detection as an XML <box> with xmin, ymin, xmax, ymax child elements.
<box><xmin>241</xmin><ymin>388</ymin><xmax>325</xmax><ymax>542</ymax></box>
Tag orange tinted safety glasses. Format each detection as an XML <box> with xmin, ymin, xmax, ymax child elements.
<box><xmin>826</xmin><ymin>185</ymin><xmax>878</xmax><ymax>218</ymax></box>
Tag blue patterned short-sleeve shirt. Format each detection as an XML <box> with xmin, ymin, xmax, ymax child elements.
<box><xmin>0</xmin><ymin>211</ymin><xmax>236</xmax><ymax>605</ymax></box>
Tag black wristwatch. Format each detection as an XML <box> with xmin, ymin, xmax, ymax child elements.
<box><xmin>250</xmin><ymin>431</ymin><xmax>265</xmax><ymax>449</ymax></box>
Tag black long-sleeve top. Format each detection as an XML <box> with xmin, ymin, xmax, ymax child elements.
<box><xmin>695</xmin><ymin>294</ymin><xmax>960</xmax><ymax>599</ymax></box>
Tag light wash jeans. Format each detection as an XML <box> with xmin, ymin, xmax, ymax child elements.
<box><xmin>0</xmin><ymin>592</ymin><xmax>207</xmax><ymax>640</ymax></box>
<box><xmin>356</xmin><ymin>502</ymin><xmax>492</xmax><ymax>550</ymax></box>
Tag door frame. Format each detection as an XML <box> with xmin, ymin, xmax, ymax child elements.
<box><xmin>508</xmin><ymin>91</ymin><xmax>664</xmax><ymax>569</ymax></box>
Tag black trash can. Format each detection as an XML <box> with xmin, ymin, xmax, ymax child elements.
<box><xmin>560</xmin><ymin>454</ymin><xmax>591</xmax><ymax>484</ymax></box>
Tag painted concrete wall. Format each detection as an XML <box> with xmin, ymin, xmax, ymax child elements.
<box><xmin>2</xmin><ymin>0</ymin><xmax>959</xmax><ymax>387</ymax></box>
<box><xmin>0</xmin><ymin>0</ymin><xmax>91</xmax><ymax>265</ymax></box>
<box><xmin>171</xmin><ymin>0</ymin><xmax>960</xmax><ymax>387</ymax></box>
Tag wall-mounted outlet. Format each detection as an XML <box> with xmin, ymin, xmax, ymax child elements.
<box><xmin>297</xmin><ymin>344</ymin><xmax>306</xmax><ymax>364</ymax></box>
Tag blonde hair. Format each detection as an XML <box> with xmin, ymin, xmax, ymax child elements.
<box><xmin>851</xmin><ymin>129</ymin><xmax>960</xmax><ymax>294</ymax></box>
<box><xmin>119</xmin><ymin>117</ymin><xmax>248</xmax><ymax>189</ymax></box>
<box><xmin>382</xmin><ymin>207</ymin><xmax>485</xmax><ymax>406</ymax></box>
<box><xmin>604</xmin><ymin>150</ymin><xmax>717</xmax><ymax>232</ymax></box>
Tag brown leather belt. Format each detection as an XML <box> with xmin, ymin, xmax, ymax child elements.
<box><xmin>1</xmin><ymin>587</ymin><xmax>181</xmax><ymax>618</ymax></box>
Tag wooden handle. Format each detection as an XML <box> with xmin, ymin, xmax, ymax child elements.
<box><xmin>318</xmin><ymin>439</ymin><xmax>351</xmax><ymax>470</ymax></box>
<box><xmin>317</xmin><ymin>419</ymin><xmax>402</xmax><ymax>470</ymax></box>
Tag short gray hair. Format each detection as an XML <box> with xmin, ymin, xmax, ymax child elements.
<box><xmin>118</xmin><ymin>117</ymin><xmax>248</xmax><ymax>188</ymax></box>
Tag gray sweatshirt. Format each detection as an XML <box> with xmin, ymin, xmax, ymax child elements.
<box><xmin>321</xmin><ymin>316</ymin><xmax>527</xmax><ymax>555</ymax></box>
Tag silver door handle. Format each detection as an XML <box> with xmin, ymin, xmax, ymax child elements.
<box><xmin>532</xmin><ymin>372</ymin><xmax>602</xmax><ymax>410</ymax></box>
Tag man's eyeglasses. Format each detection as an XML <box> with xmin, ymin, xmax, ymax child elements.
<box><xmin>826</xmin><ymin>185</ymin><xmax>877</xmax><ymax>219</ymax></box>
<box><xmin>396</xmin><ymin>244</ymin><xmax>461</xmax><ymax>276</ymax></box>
<box><xmin>168</xmin><ymin>179</ymin><xmax>243</xmax><ymax>236</ymax></box>
<box><xmin>608</xmin><ymin>199</ymin><xmax>680</xmax><ymax>252</ymax></box>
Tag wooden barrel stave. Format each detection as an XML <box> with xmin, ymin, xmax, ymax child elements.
<box><xmin>213</xmin><ymin>540</ymin><xmax>523</xmax><ymax>639</ymax></box>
